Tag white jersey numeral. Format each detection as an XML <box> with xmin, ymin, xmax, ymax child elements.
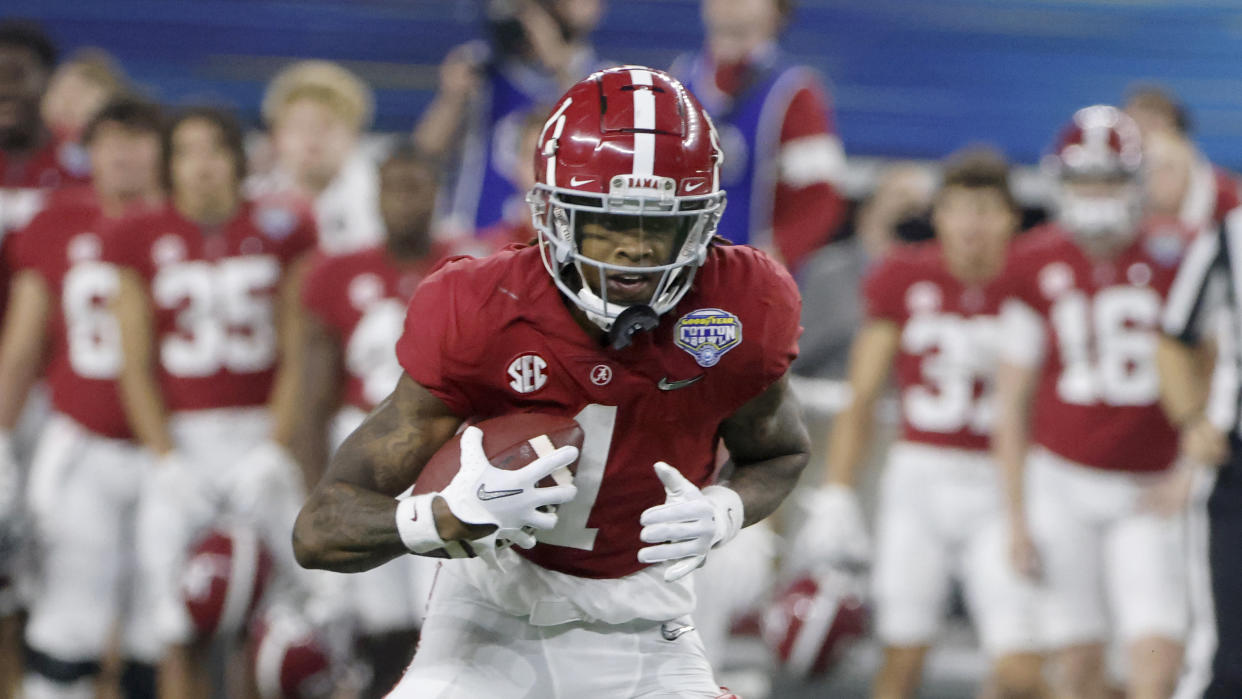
<box><xmin>344</xmin><ymin>298</ymin><xmax>406</xmax><ymax>407</ymax></box>
<box><xmin>1052</xmin><ymin>287</ymin><xmax>1160</xmax><ymax>406</ymax></box>
<box><xmin>62</xmin><ymin>261</ymin><xmax>122</xmax><ymax>379</ymax></box>
<box><xmin>901</xmin><ymin>314</ymin><xmax>996</xmax><ymax>434</ymax></box>
<box><xmin>536</xmin><ymin>403</ymin><xmax>616</xmax><ymax>551</ymax></box>
<box><xmin>152</xmin><ymin>256</ymin><xmax>280</xmax><ymax>377</ymax></box>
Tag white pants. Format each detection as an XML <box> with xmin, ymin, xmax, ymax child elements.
<box><xmin>137</xmin><ymin>408</ymin><xmax>301</xmax><ymax>646</ymax></box>
<box><xmin>1027</xmin><ymin>448</ymin><xmax>1188</xmax><ymax>648</ymax></box>
<box><xmin>693</xmin><ymin>520</ymin><xmax>776</xmax><ymax>668</ymax></box>
<box><xmin>389</xmin><ymin>561</ymin><xmax>721</xmax><ymax>698</ymax></box>
<box><xmin>872</xmin><ymin>442</ymin><xmax>1041</xmax><ymax>655</ymax></box>
<box><xmin>23</xmin><ymin>414</ymin><xmax>161</xmax><ymax>663</ymax></box>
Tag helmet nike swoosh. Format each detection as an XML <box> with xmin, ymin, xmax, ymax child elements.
<box><xmin>569</xmin><ymin>177</ymin><xmax>594</xmax><ymax>186</ymax></box>
<box><xmin>657</xmin><ymin>374</ymin><xmax>704</xmax><ymax>391</ymax></box>
<box><xmin>684</xmin><ymin>181</ymin><xmax>704</xmax><ymax>192</ymax></box>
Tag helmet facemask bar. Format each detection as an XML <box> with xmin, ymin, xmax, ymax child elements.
<box><xmin>528</xmin><ymin>182</ymin><xmax>726</xmax><ymax>331</ymax></box>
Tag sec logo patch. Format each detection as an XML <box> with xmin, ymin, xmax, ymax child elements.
<box><xmin>507</xmin><ymin>354</ymin><xmax>548</xmax><ymax>394</ymax></box>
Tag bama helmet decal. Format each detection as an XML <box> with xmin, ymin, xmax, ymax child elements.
<box><xmin>674</xmin><ymin>308</ymin><xmax>742</xmax><ymax>367</ymax></box>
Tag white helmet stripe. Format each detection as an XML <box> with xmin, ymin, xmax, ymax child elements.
<box><xmin>541</xmin><ymin>98</ymin><xmax>573</xmax><ymax>185</ymax></box>
<box><xmin>629</xmin><ymin>68</ymin><xmax>655</xmax><ymax>176</ymax></box>
<box><xmin>220</xmin><ymin>526</ymin><xmax>257</xmax><ymax>636</ymax></box>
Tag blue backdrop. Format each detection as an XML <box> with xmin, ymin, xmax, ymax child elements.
<box><xmin>6</xmin><ymin>0</ymin><xmax>1242</xmax><ymax>168</ymax></box>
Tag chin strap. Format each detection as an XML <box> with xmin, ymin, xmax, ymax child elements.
<box><xmin>608</xmin><ymin>305</ymin><xmax>660</xmax><ymax>350</ymax></box>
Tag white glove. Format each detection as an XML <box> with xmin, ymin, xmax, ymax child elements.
<box><xmin>789</xmin><ymin>484</ymin><xmax>871</xmax><ymax>571</ymax></box>
<box><xmin>0</xmin><ymin>432</ymin><xmax>18</xmax><ymax>526</ymax></box>
<box><xmin>150</xmin><ymin>451</ymin><xmax>217</xmax><ymax>523</ymax></box>
<box><xmin>228</xmin><ymin>441</ymin><xmax>306</xmax><ymax>520</ymax></box>
<box><xmin>637</xmin><ymin>462</ymin><xmax>743</xmax><ymax>583</ymax></box>
<box><xmin>438</xmin><ymin>426</ymin><xmax>578</xmax><ymax>551</ymax></box>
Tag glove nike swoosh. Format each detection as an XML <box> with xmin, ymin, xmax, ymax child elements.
<box><xmin>476</xmin><ymin>484</ymin><xmax>525</xmax><ymax>501</ymax></box>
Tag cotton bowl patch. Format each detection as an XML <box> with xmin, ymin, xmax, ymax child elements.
<box><xmin>675</xmin><ymin>308</ymin><xmax>742</xmax><ymax>367</ymax></box>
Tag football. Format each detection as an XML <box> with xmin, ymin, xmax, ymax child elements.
<box><xmin>412</xmin><ymin>412</ymin><xmax>585</xmax><ymax>495</ymax></box>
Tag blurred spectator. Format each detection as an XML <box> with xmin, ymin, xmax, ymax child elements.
<box><xmin>254</xmin><ymin>59</ymin><xmax>382</xmax><ymax>255</ymax></box>
<box><xmin>413</xmin><ymin>0</ymin><xmax>607</xmax><ymax>235</ymax></box>
<box><xmin>0</xmin><ymin>19</ymin><xmax>86</xmax><ymax>239</ymax></box>
<box><xmin>297</xmin><ymin>144</ymin><xmax>451</xmax><ymax>696</ymax></box>
<box><xmin>672</xmin><ymin>0</ymin><xmax>847</xmax><ymax>272</ymax></box>
<box><xmin>40</xmin><ymin>47</ymin><xmax>128</xmax><ymax>181</ymax></box>
<box><xmin>793</xmin><ymin>163</ymin><xmax>935</xmax><ymax>377</ymax></box>
<box><xmin>474</xmin><ymin>107</ymin><xmax>545</xmax><ymax>253</ymax></box>
<box><xmin>0</xmin><ymin>97</ymin><xmax>164</xmax><ymax>699</ymax></box>
<box><xmin>1125</xmin><ymin>84</ymin><xmax>1241</xmax><ymax>229</ymax></box>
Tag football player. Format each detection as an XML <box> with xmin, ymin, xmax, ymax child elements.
<box><xmin>254</xmin><ymin>60</ymin><xmax>383</xmax><ymax>255</ymax></box>
<box><xmin>792</xmin><ymin>148</ymin><xmax>1045</xmax><ymax>698</ymax></box>
<box><xmin>294</xmin><ymin>66</ymin><xmax>810</xmax><ymax>697</ymax></box>
<box><xmin>106</xmin><ymin>106</ymin><xmax>317</xmax><ymax>697</ymax></box>
<box><xmin>0</xmin><ymin>96</ymin><xmax>163</xmax><ymax>699</ymax></box>
<box><xmin>993</xmin><ymin>105</ymin><xmax>1189</xmax><ymax>699</ymax></box>
<box><xmin>296</xmin><ymin>143</ymin><xmax>450</xmax><ymax>695</ymax></box>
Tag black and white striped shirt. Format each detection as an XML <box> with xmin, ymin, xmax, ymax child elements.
<box><xmin>1163</xmin><ymin>208</ymin><xmax>1242</xmax><ymax>436</ymax></box>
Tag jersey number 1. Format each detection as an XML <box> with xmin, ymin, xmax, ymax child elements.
<box><xmin>536</xmin><ymin>403</ymin><xmax>616</xmax><ymax>551</ymax></box>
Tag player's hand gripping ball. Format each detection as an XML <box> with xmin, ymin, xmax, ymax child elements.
<box><xmin>413</xmin><ymin>413</ymin><xmax>583</xmax><ymax>551</ymax></box>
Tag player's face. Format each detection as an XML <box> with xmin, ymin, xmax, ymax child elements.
<box><xmin>379</xmin><ymin>157</ymin><xmax>436</xmax><ymax>250</ymax></box>
<box><xmin>933</xmin><ymin>186</ymin><xmax>1016</xmax><ymax>281</ymax></box>
<box><xmin>170</xmin><ymin>118</ymin><xmax>239</xmax><ymax>205</ymax></box>
<box><xmin>576</xmin><ymin>213</ymin><xmax>686</xmax><ymax>305</ymax></box>
<box><xmin>88</xmin><ymin>122</ymin><xmax>161</xmax><ymax>202</ymax></box>
<box><xmin>702</xmin><ymin>0</ymin><xmax>779</xmax><ymax>65</ymax></box>
<box><xmin>272</xmin><ymin>98</ymin><xmax>357</xmax><ymax>191</ymax></box>
<box><xmin>1142</xmin><ymin>132</ymin><xmax>1192</xmax><ymax>217</ymax></box>
<box><xmin>0</xmin><ymin>46</ymin><xmax>46</xmax><ymax>146</ymax></box>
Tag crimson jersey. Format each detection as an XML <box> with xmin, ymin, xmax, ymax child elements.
<box><xmin>863</xmin><ymin>242</ymin><xmax>1006</xmax><ymax>451</ymax></box>
<box><xmin>1</xmin><ymin>139</ymin><xmax>90</xmax><ymax>190</ymax></box>
<box><xmin>301</xmin><ymin>246</ymin><xmax>444</xmax><ymax>411</ymax></box>
<box><xmin>1005</xmin><ymin>224</ymin><xmax>1187</xmax><ymax>473</ymax></box>
<box><xmin>102</xmin><ymin>199</ymin><xmax>316</xmax><ymax>412</ymax></box>
<box><xmin>8</xmin><ymin>195</ymin><xmax>144</xmax><ymax>438</ymax></box>
<box><xmin>396</xmin><ymin>243</ymin><xmax>801</xmax><ymax>579</ymax></box>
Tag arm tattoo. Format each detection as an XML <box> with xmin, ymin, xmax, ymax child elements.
<box><xmin>717</xmin><ymin>375</ymin><xmax>812</xmax><ymax>527</ymax></box>
<box><xmin>293</xmin><ymin>374</ymin><xmax>462</xmax><ymax>572</ymax></box>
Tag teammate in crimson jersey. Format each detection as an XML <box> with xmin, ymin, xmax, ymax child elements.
<box><xmin>294</xmin><ymin>66</ymin><xmax>810</xmax><ymax>697</ymax></box>
<box><xmin>0</xmin><ymin>97</ymin><xmax>163</xmax><ymax>699</ymax></box>
<box><xmin>993</xmin><ymin>106</ymin><xmax>1189</xmax><ymax>699</ymax></box>
<box><xmin>297</xmin><ymin>144</ymin><xmax>449</xmax><ymax>696</ymax></box>
<box><xmin>792</xmin><ymin>149</ymin><xmax>1045</xmax><ymax>698</ymax></box>
<box><xmin>106</xmin><ymin>106</ymin><xmax>316</xmax><ymax>697</ymax></box>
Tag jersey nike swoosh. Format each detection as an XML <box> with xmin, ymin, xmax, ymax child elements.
<box><xmin>660</xmin><ymin>621</ymin><xmax>696</xmax><ymax>641</ymax></box>
<box><xmin>476</xmin><ymin>484</ymin><xmax>524</xmax><ymax>501</ymax></box>
<box><xmin>657</xmin><ymin>374</ymin><xmax>704</xmax><ymax>391</ymax></box>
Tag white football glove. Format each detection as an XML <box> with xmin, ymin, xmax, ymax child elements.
<box><xmin>228</xmin><ymin>441</ymin><xmax>306</xmax><ymax>520</ymax></box>
<box><xmin>438</xmin><ymin>426</ymin><xmax>578</xmax><ymax>551</ymax></box>
<box><xmin>637</xmin><ymin>462</ymin><xmax>744</xmax><ymax>583</ymax></box>
<box><xmin>150</xmin><ymin>451</ymin><xmax>217</xmax><ymax>523</ymax></box>
<box><xmin>789</xmin><ymin>484</ymin><xmax>871</xmax><ymax>571</ymax></box>
<box><xmin>0</xmin><ymin>432</ymin><xmax>18</xmax><ymax>526</ymax></box>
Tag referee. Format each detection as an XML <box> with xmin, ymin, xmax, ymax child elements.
<box><xmin>1158</xmin><ymin>210</ymin><xmax>1242</xmax><ymax>698</ymax></box>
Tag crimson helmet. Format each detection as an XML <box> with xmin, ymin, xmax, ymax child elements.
<box><xmin>527</xmin><ymin>65</ymin><xmax>726</xmax><ymax>340</ymax></box>
<box><xmin>1044</xmin><ymin>105</ymin><xmax>1145</xmax><ymax>245</ymax></box>
<box><xmin>761</xmin><ymin>568</ymin><xmax>869</xmax><ymax>679</ymax></box>
<box><xmin>252</xmin><ymin>608</ymin><xmax>339</xmax><ymax>699</ymax></box>
<box><xmin>180</xmin><ymin>525</ymin><xmax>273</xmax><ymax>640</ymax></box>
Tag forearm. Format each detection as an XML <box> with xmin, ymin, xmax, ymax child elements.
<box><xmin>0</xmin><ymin>273</ymin><xmax>48</xmax><ymax>430</ymax></box>
<box><xmin>293</xmin><ymin>482</ymin><xmax>406</xmax><ymax>572</ymax></box>
<box><xmin>118</xmin><ymin>367</ymin><xmax>174</xmax><ymax>455</ymax></box>
<box><xmin>724</xmin><ymin>451</ymin><xmax>810</xmax><ymax>527</ymax></box>
<box><xmin>993</xmin><ymin>364</ymin><xmax>1035</xmax><ymax>527</ymax></box>
<box><xmin>412</xmin><ymin>94</ymin><xmax>471</xmax><ymax>160</ymax></box>
<box><xmin>1157</xmin><ymin>335</ymin><xmax>1209</xmax><ymax>426</ymax></box>
<box><xmin>823</xmin><ymin>401</ymin><xmax>874</xmax><ymax>488</ymax></box>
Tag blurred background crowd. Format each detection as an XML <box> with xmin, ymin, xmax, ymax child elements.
<box><xmin>1</xmin><ymin>1</ymin><xmax>1240</xmax><ymax>698</ymax></box>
